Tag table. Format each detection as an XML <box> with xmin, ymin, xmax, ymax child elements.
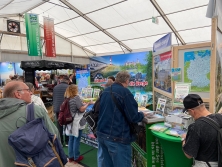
<box><xmin>151</xmin><ymin>123</ymin><xmax>193</xmax><ymax>167</ymax></box>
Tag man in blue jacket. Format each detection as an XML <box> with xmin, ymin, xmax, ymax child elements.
<box><xmin>53</xmin><ymin>75</ymin><xmax>70</xmax><ymax>146</ymax></box>
<box><xmin>97</xmin><ymin>71</ymin><xmax>148</xmax><ymax>167</ymax></box>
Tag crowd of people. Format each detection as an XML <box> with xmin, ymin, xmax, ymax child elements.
<box><xmin>0</xmin><ymin>70</ymin><xmax>221</xmax><ymax>167</ymax></box>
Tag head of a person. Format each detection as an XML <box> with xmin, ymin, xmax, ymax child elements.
<box><xmin>105</xmin><ymin>79</ymin><xmax>114</xmax><ymax>87</ymax></box>
<box><xmin>64</xmin><ymin>84</ymin><xmax>78</xmax><ymax>98</ymax></box>
<box><xmin>61</xmin><ymin>75</ymin><xmax>70</xmax><ymax>84</ymax></box>
<box><xmin>18</xmin><ymin>76</ymin><xmax>24</xmax><ymax>82</ymax></box>
<box><xmin>3</xmin><ymin>81</ymin><xmax>32</xmax><ymax>103</ymax></box>
<box><xmin>50</xmin><ymin>74</ymin><xmax>55</xmax><ymax>80</ymax></box>
<box><xmin>46</xmin><ymin>74</ymin><xmax>50</xmax><ymax>80</ymax></box>
<box><xmin>69</xmin><ymin>74</ymin><xmax>74</xmax><ymax>79</ymax></box>
<box><xmin>115</xmin><ymin>71</ymin><xmax>130</xmax><ymax>87</ymax></box>
<box><xmin>183</xmin><ymin>94</ymin><xmax>205</xmax><ymax>119</ymax></box>
<box><xmin>25</xmin><ymin>82</ymin><xmax>35</xmax><ymax>94</ymax></box>
<box><xmin>9</xmin><ymin>74</ymin><xmax>13</xmax><ymax>79</ymax></box>
<box><xmin>108</xmin><ymin>76</ymin><xmax>115</xmax><ymax>82</ymax></box>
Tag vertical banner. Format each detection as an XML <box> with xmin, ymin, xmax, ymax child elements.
<box><xmin>25</xmin><ymin>13</ymin><xmax>42</xmax><ymax>56</ymax></box>
<box><xmin>153</xmin><ymin>33</ymin><xmax>172</xmax><ymax>52</ymax></box>
<box><xmin>43</xmin><ymin>17</ymin><xmax>56</xmax><ymax>57</ymax></box>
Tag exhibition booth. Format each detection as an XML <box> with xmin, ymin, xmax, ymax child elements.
<box><xmin>77</xmin><ymin>16</ymin><xmax>222</xmax><ymax>167</ymax></box>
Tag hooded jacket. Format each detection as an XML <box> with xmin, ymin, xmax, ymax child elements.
<box><xmin>0</xmin><ymin>98</ymin><xmax>60</xmax><ymax>167</ymax></box>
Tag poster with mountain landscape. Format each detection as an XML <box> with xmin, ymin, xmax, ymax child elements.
<box><xmin>89</xmin><ymin>51</ymin><xmax>153</xmax><ymax>105</ymax></box>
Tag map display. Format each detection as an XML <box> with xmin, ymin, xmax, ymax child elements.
<box><xmin>184</xmin><ymin>50</ymin><xmax>211</xmax><ymax>92</ymax></box>
<box><xmin>76</xmin><ymin>70</ymin><xmax>90</xmax><ymax>93</ymax></box>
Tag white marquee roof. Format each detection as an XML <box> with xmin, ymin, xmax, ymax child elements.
<box><xmin>0</xmin><ymin>0</ymin><xmax>211</xmax><ymax>55</ymax></box>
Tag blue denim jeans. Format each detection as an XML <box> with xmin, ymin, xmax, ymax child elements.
<box><xmin>97</xmin><ymin>137</ymin><xmax>132</xmax><ymax>167</ymax></box>
<box><xmin>68</xmin><ymin>130</ymin><xmax>82</xmax><ymax>160</ymax></box>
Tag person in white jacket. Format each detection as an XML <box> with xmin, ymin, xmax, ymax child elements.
<box><xmin>25</xmin><ymin>82</ymin><xmax>48</xmax><ymax>113</ymax></box>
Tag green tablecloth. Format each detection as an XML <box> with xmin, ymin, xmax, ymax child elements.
<box><xmin>151</xmin><ymin>123</ymin><xmax>193</xmax><ymax>167</ymax></box>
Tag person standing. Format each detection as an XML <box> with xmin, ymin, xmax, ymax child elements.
<box><xmin>181</xmin><ymin>94</ymin><xmax>222</xmax><ymax>167</ymax></box>
<box><xmin>97</xmin><ymin>71</ymin><xmax>147</xmax><ymax>167</ymax></box>
<box><xmin>64</xmin><ymin>84</ymin><xmax>93</xmax><ymax>163</ymax></box>
<box><xmin>0</xmin><ymin>81</ymin><xmax>59</xmax><ymax>167</ymax></box>
<box><xmin>25</xmin><ymin>82</ymin><xmax>48</xmax><ymax>113</ymax></box>
<box><xmin>53</xmin><ymin>75</ymin><xmax>70</xmax><ymax>146</ymax></box>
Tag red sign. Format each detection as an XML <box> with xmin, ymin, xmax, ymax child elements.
<box><xmin>43</xmin><ymin>17</ymin><xmax>56</xmax><ymax>57</ymax></box>
<box><xmin>160</xmin><ymin>51</ymin><xmax>171</xmax><ymax>61</ymax></box>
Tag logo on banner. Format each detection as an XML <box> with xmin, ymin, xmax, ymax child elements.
<box><xmin>29</xmin><ymin>14</ymin><xmax>38</xmax><ymax>23</ymax></box>
<box><xmin>153</xmin><ymin>33</ymin><xmax>172</xmax><ymax>52</ymax></box>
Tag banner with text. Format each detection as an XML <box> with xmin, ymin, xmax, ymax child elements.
<box><xmin>153</xmin><ymin>33</ymin><xmax>171</xmax><ymax>52</ymax></box>
<box><xmin>25</xmin><ymin>13</ymin><xmax>42</xmax><ymax>56</ymax></box>
<box><xmin>43</xmin><ymin>17</ymin><xmax>56</xmax><ymax>57</ymax></box>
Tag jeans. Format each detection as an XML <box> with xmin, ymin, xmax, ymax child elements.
<box><xmin>56</xmin><ymin>113</ymin><xmax>69</xmax><ymax>144</ymax></box>
<box><xmin>193</xmin><ymin>160</ymin><xmax>218</xmax><ymax>167</ymax></box>
<box><xmin>97</xmin><ymin>137</ymin><xmax>132</xmax><ymax>167</ymax></box>
<box><xmin>68</xmin><ymin>130</ymin><xmax>82</xmax><ymax>160</ymax></box>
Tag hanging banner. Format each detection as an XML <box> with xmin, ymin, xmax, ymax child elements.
<box><xmin>25</xmin><ymin>13</ymin><xmax>42</xmax><ymax>56</ymax></box>
<box><xmin>43</xmin><ymin>17</ymin><xmax>56</xmax><ymax>57</ymax></box>
<box><xmin>153</xmin><ymin>33</ymin><xmax>172</xmax><ymax>52</ymax></box>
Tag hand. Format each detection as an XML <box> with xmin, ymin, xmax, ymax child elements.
<box><xmin>142</xmin><ymin>111</ymin><xmax>149</xmax><ymax>117</ymax></box>
<box><xmin>181</xmin><ymin>134</ymin><xmax>186</xmax><ymax>139</ymax></box>
<box><xmin>89</xmin><ymin>101</ymin><xmax>94</xmax><ymax>105</ymax></box>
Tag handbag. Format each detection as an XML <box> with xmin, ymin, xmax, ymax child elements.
<box><xmin>83</xmin><ymin>99</ymin><xmax>100</xmax><ymax>137</ymax></box>
<box><xmin>110</xmin><ymin>86</ymin><xmax>142</xmax><ymax>137</ymax></box>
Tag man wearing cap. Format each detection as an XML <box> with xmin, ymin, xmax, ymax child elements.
<box><xmin>53</xmin><ymin>75</ymin><xmax>70</xmax><ymax>146</ymax></box>
<box><xmin>182</xmin><ymin>94</ymin><xmax>222</xmax><ymax>167</ymax></box>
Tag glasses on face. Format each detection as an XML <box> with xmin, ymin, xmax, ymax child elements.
<box><xmin>17</xmin><ymin>89</ymin><xmax>31</xmax><ymax>93</ymax></box>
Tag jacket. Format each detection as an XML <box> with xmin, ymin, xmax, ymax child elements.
<box><xmin>0</xmin><ymin>98</ymin><xmax>60</xmax><ymax>167</ymax></box>
<box><xmin>66</xmin><ymin>96</ymin><xmax>85</xmax><ymax>137</ymax></box>
<box><xmin>53</xmin><ymin>82</ymin><xmax>69</xmax><ymax>113</ymax></box>
<box><xmin>97</xmin><ymin>82</ymin><xmax>144</xmax><ymax>144</ymax></box>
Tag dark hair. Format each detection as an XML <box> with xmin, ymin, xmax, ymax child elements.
<box><xmin>3</xmin><ymin>82</ymin><xmax>21</xmax><ymax>98</ymax></box>
<box><xmin>50</xmin><ymin>74</ymin><xmax>55</xmax><ymax>80</ymax></box>
<box><xmin>108</xmin><ymin>76</ymin><xmax>115</xmax><ymax>81</ymax></box>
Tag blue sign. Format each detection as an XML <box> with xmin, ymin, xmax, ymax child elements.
<box><xmin>153</xmin><ymin>33</ymin><xmax>172</xmax><ymax>52</ymax></box>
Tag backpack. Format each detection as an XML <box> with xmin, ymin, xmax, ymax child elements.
<box><xmin>84</xmin><ymin>98</ymin><xmax>100</xmax><ymax>137</ymax></box>
<box><xmin>8</xmin><ymin>103</ymin><xmax>67</xmax><ymax>167</ymax></box>
<box><xmin>58</xmin><ymin>98</ymin><xmax>73</xmax><ymax>125</ymax></box>
<box><xmin>201</xmin><ymin>116</ymin><xmax>222</xmax><ymax>167</ymax></box>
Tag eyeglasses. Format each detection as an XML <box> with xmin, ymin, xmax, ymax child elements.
<box><xmin>17</xmin><ymin>89</ymin><xmax>31</xmax><ymax>93</ymax></box>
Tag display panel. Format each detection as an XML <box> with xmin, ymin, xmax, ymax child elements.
<box><xmin>215</xmin><ymin>30</ymin><xmax>222</xmax><ymax>113</ymax></box>
<box><xmin>178</xmin><ymin>47</ymin><xmax>210</xmax><ymax>98</ymax></box>
<box><xmin>154</xmin><ymin>51</ymin><xmax>172</xmax><ymax>93</ymax></box>
<box><xmin>90</xmin><ymin>51</ymin><xmax>153</xmax><ymax>105</ymax></box>
<box><xmin>184</xmin><ymin>50</ymin><xmax>211</xmax><ymax>92</ymax></box>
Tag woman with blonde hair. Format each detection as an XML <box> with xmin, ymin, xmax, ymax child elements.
<box><xmin>65</xmin><ymin>84</ymin><xmax>93</xmax><ymax>163</ymax></box>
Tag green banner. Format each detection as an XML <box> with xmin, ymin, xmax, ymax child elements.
<box><xmin>25</xmin><ymin>13</ymin><xmax>42</xmax><ymax>56</ymax></box>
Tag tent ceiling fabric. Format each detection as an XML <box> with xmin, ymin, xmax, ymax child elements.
<box><xmin>0</xmin><ymin>0</ymin><xmax>211</xmax><ymax>55</ymax></box>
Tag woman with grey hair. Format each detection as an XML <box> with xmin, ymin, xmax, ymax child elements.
<box><xmin>25</xmin><ymin>82</ymin><xmax>48</xmax><ymax>113</ymax></box>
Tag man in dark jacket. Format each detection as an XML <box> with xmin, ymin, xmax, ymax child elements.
<box><xmin>53</xmin><ymin>75</ymin><xmax>70</xmax><ymax>146</ymax></box>
<box><xmin>97</xmin><ymin>71</ymin><xmax>148</xmax><ymax>167</ymax></box>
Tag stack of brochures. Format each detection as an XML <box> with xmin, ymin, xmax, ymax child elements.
<box><xmin>149</xmin><ymin>124</ymin><xmax>168</xmax><ymax>132</ymax></box>
<box><xmin>138</xmin><ymin>108</ymin><xmax>165</xmax><ymax>123</ymax></box>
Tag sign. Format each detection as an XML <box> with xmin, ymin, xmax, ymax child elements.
<box><xmin>154</xmin><ymin>51</ymin><xmax>172</xmax><ymax>93</ymax></box>
<box><xmin>152</xmin><ymin>16</ymin><xmax>159</xmax><ymax>24</ymax></box>
<box><xmin>171</xmin><ymin>68</ymin><xmax>182</xmax><ymax>81</ymax></box>
<box><xmin>153</xmin><ymin>33</ymin><xmax>172</xmax><ymax>52</ymax></box>
<box><xmin>25</xmin><ymin>13</ymin><xmax>42</xmax><ymax>56</ymax></box>
<box><xmin>173</xmin><ymin>82</ymin><xmax>191</xmax><ymax>106</ymax></box>
<box><xmin>156</xmin><ymin>98</ymin><xmax>166</xmax><ymax>115</ymax></box>
<box><xmin>76</xmin><ymin>70</ymin><xmax>90</xmax><ymax>93</ymax></box>
<box><xmin>43</xmin><ymin>17</ymin><xmax>56</xmax><ymax>57</ymax></box>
